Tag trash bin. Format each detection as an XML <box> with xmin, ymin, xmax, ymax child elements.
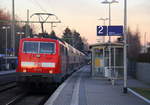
<box><xmin>104</xmin><ymin>67</ymin><xmax>111</xmax><ymax>78</ymax></box>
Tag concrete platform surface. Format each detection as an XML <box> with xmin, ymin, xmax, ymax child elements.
<box><xmin>45</xmin><ymin>65</ymin><xmax>149</xmax><ymax>105</ymax></box>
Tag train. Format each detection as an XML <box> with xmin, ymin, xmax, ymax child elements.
<box><xmin>16</xmin><ymin>37</ymin><xmax>86</xmax><ymax>87</ymax></box>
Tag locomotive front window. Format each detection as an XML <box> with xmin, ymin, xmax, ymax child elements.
<box><xmin>23</xmin><ymin>41</ymin><xmax>55</xmax><ymax>54</ymax></box>
<box><xmin>39</xmin><ymin>42</ymin><xmax>55</xmax><ymax>54</ymax></box>
<box><xmin>23</xmin><ymin>42</ymin><xmax>38</xmax><ymax>53</ymax></box>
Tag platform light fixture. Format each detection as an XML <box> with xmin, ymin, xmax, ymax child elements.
<box><xmin>2</xmin><ymin>26</ymin><xmax>10</xmax><ymax>69</ymax></box>
<box><xmin>101</xmin><ymin>0</ymin><xmax>119</xmax><ymax>81</ymax></box>
<box><xmin>101</xmin><ymin>0</ymin><xmax>119</xmax><ymax>42</ymax></box>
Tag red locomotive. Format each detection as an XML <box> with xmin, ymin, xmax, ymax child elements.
<box><xmin>16</xmin><ymin>37</ymin><xmax>85</xmax><ymax>86</ymax></box>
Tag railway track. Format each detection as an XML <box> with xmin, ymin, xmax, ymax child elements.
<box><xmin>0</xmin><ymin>81</ymin><xmax>55</xmax><ymax>105</ymax></box>
<box><xmin>5</xmin><ymin>93</ymin><xmax>27</xmax><ymax>105</ymax></box>
<box><xmin>5</xmin><ymin>92</ymin><xmax>51</xmax><ymax>105</ymax></box>
<box><xmin>0</xmin><ymin>81</ymin><xmax>15</xmax><ymax>86</ymax></box>
<box><xmin>0</xmin><ymin>82</ymin><xmax>16</xmax><ymax>93</ymax></box>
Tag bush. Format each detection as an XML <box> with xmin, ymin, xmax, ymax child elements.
<box><xmin>138</xmin><ymin>53</ymin><xmax>150</xmax><ymax>63</ymax></box>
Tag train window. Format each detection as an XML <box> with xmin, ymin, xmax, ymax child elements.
<box><xmin>23</xmin><ymin>42</ymin><xmax>38</xmax><ymax>53</ymax></box>
<box><xmin>23</xmin><ymin>41</ymin><xmax>55</xmax><ymax>54</ymax></box>
<box><xmin>40</xmin><ymin>42</ymin><xmax>55</xmax><ymax>54</ymax></box>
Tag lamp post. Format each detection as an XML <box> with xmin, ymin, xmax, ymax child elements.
<box><xmin>2</xmin><ymin>26</ymin><xmax>10</xmax><ymax>69</ymax></box>
<box><xmin>101</xmin><ymin>0</ymin><xmax>118</xmax><ymax>78</ymax></box>
<box><xmin>98</xmin><ymin>18</ymin><xmax>109</xmax><ymax>25</ymax></box>
<box><xmin>12</xmin><ymin>0</ymin><xmax>15</xmax><ymax>56</ymax></box>
<box><xmin>17</xmin><ymin>32</ymin><xmax>25</xmax><ymax>39</ymax></box>
<box><xmin>123</xmin><ymin>0</ymin><xmax>127</xmax><ymax>93</ymax></box>
<box><xmin>98</xmin><ymin>18</ymin><xmax>109</xmax><ymax>43</ymax></box>
<box><xmin>101</xmin><ymin>0</ymin><xmax>119</xmax><ymax>42</ymax></box>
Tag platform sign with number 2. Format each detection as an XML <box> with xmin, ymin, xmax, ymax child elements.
<box><xmin>97</xmin><ymin>26</ymin><xmax>107</xmax><ymax>36</ymax></box>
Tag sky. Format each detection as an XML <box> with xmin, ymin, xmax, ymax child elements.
<box><xmin>1</xmin><ymin>0</ymin><xmax>150</xmax><ymax>45</ymax></box>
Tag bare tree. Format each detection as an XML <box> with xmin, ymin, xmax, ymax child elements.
<box><xmin>0</xmin><ymin>9</ymin><xmax>11</xmax><ymax>54</ymax></box>
<box><xmin>0</xmin><ymin>8</ymin><xmax>35</xmax><ymax>55</ymax></box>
<box><xmin>127</xmin><ymin>27</ymin><xmax>141</xmax><ymax>61</ymax></box>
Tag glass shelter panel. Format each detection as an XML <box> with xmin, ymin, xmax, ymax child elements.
<box><xmin>92</xmin><ymin>48</ymin><xmax>105</xmax><ymax>77</ymax></box>
<box><xmin>91</xmin><ymin>43</ymin><xmax>124</xmax><ymax>80</ymax></box>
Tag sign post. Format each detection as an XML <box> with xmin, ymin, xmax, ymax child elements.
<box><xmin>123</xmin><ymin>0</ymin><xmax>128</xmax><ymax>94</ymax></box>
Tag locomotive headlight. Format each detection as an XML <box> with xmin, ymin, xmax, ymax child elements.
<box><xmin>21</xmin><ymin>62</ymin><xmax>35</xmax><ymax>67</ymax></box>
<box><xmin>42</xmin><ymin>62</ymin><xmax>55</xmax><ymax>68</ymax></box>
<box><xmin>49</xmin><ymin>70</ymin><xmax>53</xmax><ymax>74</ymax></box>
<box><xmin>23</xmin><ymin>69</ymin><xmax>27</xmax><ymax>72</ymax></box>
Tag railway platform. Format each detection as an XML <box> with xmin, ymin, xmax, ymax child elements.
<box><xmin>45</xmin><ymin>65</ymin><xmax>149</xmax><ymax>105</ymax></box>
<box><xmin>0</xmin><ymin>70</ymin><xmax>16</xmax><ymax>85</ymax></box>
<box><xmin>0</xmin><ymin>70</ymin><xmax>15</xmax><ymax>76</ymax></box>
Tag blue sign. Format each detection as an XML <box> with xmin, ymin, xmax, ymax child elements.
<box><xmin>6</xmin><ymin>48</ymin><xmax>15</xmax><ymax>52</ymax></box>
<box><xmin>97</xmin><ymin>26</ymin><xmax>107</xmax><ymax>36</ymax></box>
<box><xmin>108</xmin><ymin>26</ymin><xmax>123</xmax><ymax>36</ymax></box>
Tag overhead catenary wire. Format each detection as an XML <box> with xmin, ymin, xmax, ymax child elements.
<box><xmin>29</xmin><ymin>0</ymin><xmax>47</xmax><ymax>13</ymax></box>
<box><xmin>25</xmin><ymin>0</ymin><xmax>71</xmax><ymax>35</ymax></box>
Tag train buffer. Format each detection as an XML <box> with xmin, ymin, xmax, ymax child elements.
<box><xmin>44</xmin><ymin>65</ymin><xmax>149</xmax><ymax>105</ymax></box>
